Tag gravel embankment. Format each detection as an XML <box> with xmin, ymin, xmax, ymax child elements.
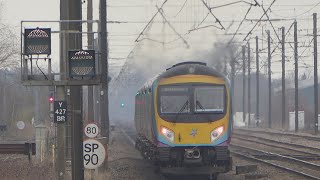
<box><xmin>104</xmin><ymin>128</ymin><xmax>163</xmax><ymax>180</ymax></box>
<box><xmin>0</xmin><ymin>155</ymin><xmax>56</xmax><ymax>180</ymax></box>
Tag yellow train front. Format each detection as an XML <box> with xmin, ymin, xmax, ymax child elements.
<box><xmin>135</xmin><ymin>62</ymin><xmax>232</xmax><ymax>176</ymax></box>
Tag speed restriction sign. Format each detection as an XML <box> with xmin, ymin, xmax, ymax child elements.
<box><xmin>84</xmin><ymin>123</ymin><xmax>99</xmax><ymax>138</ymax></box>
<box><xmin>83</xmin><ymin>139</ymin><xmax>106</xmax><ymax>169</ymax></box>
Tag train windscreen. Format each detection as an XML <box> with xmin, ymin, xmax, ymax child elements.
<box><xmin>159</xmin><ymin>84</ymin><xmax>225</xmax><ymax>114</ymax></box>
<box><xmin>159</xmin><ymin>87</ymin><xmax>190</xmax><ymax>114</ymax></box>
<box><xmin>194</xmin><ymin>86</ymin><xmax>224</xmax><ymax>113</ymax></box>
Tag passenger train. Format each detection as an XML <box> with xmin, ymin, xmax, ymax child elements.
<box><xmin>134</xmin><ymin>61</ymin><xmax>232</xmax><ymax>177</ymax></box>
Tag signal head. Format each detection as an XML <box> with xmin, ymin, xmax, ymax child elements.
<box><xmin>49</xmin><ymin>96</ymin><xmax>54</xmax><ymax>103</ymax></box>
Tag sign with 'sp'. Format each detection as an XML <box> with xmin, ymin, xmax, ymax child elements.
<box><xmin>83</xmin><ymin>139</ymin><xmax>106</xmax><ymax>169</ymax></box>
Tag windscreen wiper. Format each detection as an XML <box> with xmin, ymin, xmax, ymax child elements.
<box><xmin>196</xmin><ymin>100</ymin><xmax>205</xmax><ymax>111</ymax></box>
<box><xmin>179</xmin><ymin>100</ymin><xmax>189</xmax><ymax>113</ymax></box>
<box><xmin>173</xmin><ymin>100</ymin><xmax>188</xmax><ymax>123</ymax></box>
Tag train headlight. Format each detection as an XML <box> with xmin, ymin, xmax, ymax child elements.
<box><xmin>210</xmin><ymin>126</ymin><xmax>224</xmax><ymax>142</ymax></box>
<box><xmin>161</xmin><ymin>126</ymin><xmax>174</xmax><ymax>142</ymax></box>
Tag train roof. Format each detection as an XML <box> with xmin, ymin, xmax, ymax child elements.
<box><xmin>159</xmin><ymin>61</ymin><xmax>225</xmax><ymax>79</ymax></box>
<box><xmin>137</xmin><ymin>61</ymin><xmax>226</xmax><ymax>93</ymax></box>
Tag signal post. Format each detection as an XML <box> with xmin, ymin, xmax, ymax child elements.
<box><xmin>21</xmin><ymin>21</ymin><xmax>101</xmax><ymax>180</ymax></box>
<box><xmin>21</xmin><ymin>1</ymin><xmax>109</xmax><ymax>179</ymax></box>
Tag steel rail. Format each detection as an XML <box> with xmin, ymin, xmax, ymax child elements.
<box><xmin>232</xmin><ymin>135</ymin><xmax>320</xmax><ymax>156</ymax></box>
<box><xmin>231</xmin><ymin>144</ymin><xmax>320</xmax><ymax>172</ymax></box>
<box><xmin>231</xmin><ymin>150</ymin><xmax>320</xmax><ymax>180</ymax></box>
<box><xmin>234</xmin><ymin>128</ymin><xmax>320</xmax><ymax>141</ymax></box>
<box><xmin>233</xmin><ymin>131</ymin><xmax>320</xmax><ymax>152</ymax></box>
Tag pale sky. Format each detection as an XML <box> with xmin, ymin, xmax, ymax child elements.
<box><xmin>1</xmin><ymin>0</ymin><xmax>59</xmax><ymax>25</ymax></box>
<box><xmin>1</xmin><ymin>0</ymin><xmax>320</xmax><ymax>78</ymax></box>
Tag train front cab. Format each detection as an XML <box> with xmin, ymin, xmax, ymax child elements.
<box><xmin>153</xmin><ymin>74</ymin><xmax>232</xmax><ymax>176</ymax></box>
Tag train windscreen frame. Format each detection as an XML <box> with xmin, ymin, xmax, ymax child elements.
<box><xmin>159</xmin><ymin>86</ymin><xmax>191</xmax><ymax>114</ymax></box>
<box><xmin>194</xmin><ymin>86</ymin><xmax>225</xmax><ymax>113</ymax></box>
<box><xmin>157</xmin><ymin>83</ymin><xmax>227</xmax><ymax>123</ymax></box>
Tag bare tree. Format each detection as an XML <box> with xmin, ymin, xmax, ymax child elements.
<box><xmin>0</xmin><ymin>23</ymin><xmax>19</xmax><ymax>69</ymax></box>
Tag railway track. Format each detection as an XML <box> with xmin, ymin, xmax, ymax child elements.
<box><xmin>0</xmin><ymin>141</ymin><xmax>36</xmax><ymax>161</ymax></box>
<box><xmin>234</xmin><ymin>128</ymin><xmax>320</xmax><ymax>141</ymax></box>
<box><xmin>232</xmin><ymin>133</ymin><xmax>320</xmax><ymax>158</ymax></box>
<box><xmin>118</xmin><ymin>123</ymin><xmax>316</xmax><ymax>179</ymax></box>
<box><xmin>230</xmin><ymin>144</ymin><xmax>320</xmax><ymax>180</ymax></box>
<box><xmin>119</xmin><ymin>127</ymin><xmax>135</xmax><ymax>146</ymax></box>
<box><xmin>119</xmin><ymin>122</ymin><xmax>320</xmax><ymax>177</ymax></box>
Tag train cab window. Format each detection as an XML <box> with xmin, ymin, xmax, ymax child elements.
<box><xmin>194</xmin><ymin>86</ymin><xmax>225</xmax><ymax>113</ymax></box>
<box><xmin>159</xmin><ymin>86</ymin><xmax>190</xmax><ymax>114</ymax></box>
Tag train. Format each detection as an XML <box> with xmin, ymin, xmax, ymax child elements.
<box><xmin>134</xmin><ymin>61</ymin><xmax>232</xmax><ymax>177</ymax></box>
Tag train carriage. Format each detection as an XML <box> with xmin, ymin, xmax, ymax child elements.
<box><xmin>134</xmin><ymin>61</ymin><xmax>232</xmax><ymax>177</ymax></box>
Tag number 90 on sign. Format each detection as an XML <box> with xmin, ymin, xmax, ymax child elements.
<box><xmin>83</xmin><ymin>139</ymin><xmax>106</xmax><ymax>169</ymax></box>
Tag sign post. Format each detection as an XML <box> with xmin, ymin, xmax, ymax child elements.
<box><xmin>21</xmin><ymin>23</ymin><xmax>101</xmax><ymax>180</ymax></box>
<box><xmin>83</xmin><ymin>139</ymin><xmax>106</xmax><ymax>169</ymax></box>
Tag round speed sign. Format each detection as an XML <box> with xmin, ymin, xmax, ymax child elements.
<box><xmin>84</xmin><ymin>123</ymin><xmax>99</xmax><ymax>138</ymax></box>
<box><xmin>83</xmin><ymin>139</ymin><xmax>106</xmax><ymax>169</ymax></box>
<box><xmin>16</xmin><ymin>121</ymin><xmax>25</xmax><ymax>130</ymax></box>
